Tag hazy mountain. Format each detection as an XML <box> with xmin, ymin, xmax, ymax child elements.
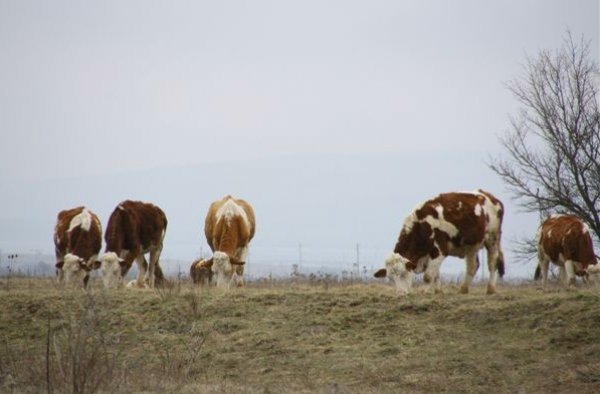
<box><xmin>0</xmin><ymin>152</ymin><xmax>538</xmax><ymax>278</ymax></box>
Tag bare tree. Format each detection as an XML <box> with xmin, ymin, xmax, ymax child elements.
<box><xmin>490</xmin><ymin>32</ymin><xmax>600</xmax><ymax>261</ymax></box>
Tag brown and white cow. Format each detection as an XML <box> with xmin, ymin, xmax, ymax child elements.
<box><xmin>535</xmin><ymin>214</ymin><xmax>599</xmax><ymax>289</ymax></box>
<box><xmin>54</xmin><ymin>206</ymin><xmax>102</xmax><ymax>287</ymax></box>
<box><xmin>190</xmin><ymin>258</ymin><xmax>213</xmax><ymax>286</ymax></box>
<box><xmin>96</xmin><ymin>200</ymin><xmax>167</xmax><ymax>289</ymax></box>
<box><xmin>374</xmin><ymin>190</ymin><xmax>505</xmax><ymax>295</ymax></box>
<box><xmin>202</xmin><ymin>195</ymin><xmax>256</xmax><ymax>288</ymax></box>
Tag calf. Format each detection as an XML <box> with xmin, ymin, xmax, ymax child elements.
<box><xmin>374</xmin><ymin>190</ymin><xmax>505</xmax><ymax>295</ymax></box>
<box><xmin>54</xmin><ymin>207</ymin><xmax>102</xmax><ymax>287</ymax></box>
<box><xmin>190</xmin><ymin>258</ymin><xmax>213</xmax><ymax>286</ymax></box>
<box><xmin>535</xmin><ymin>214</ymin><xmax>599</xmax><ymax>288</ymax></box>
<box><xmin>96</xmin><ymin>200</ymin><xmax>167</xmax><ymax>289</ymax></box>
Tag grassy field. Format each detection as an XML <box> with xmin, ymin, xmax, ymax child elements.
<box><xmin>0</xmin><ymin>277</ymin><xmax>599</xmax><ymax>393</ymax></box>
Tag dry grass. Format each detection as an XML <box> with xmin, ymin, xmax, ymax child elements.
<box><xmin>1</xmin><ymin>277</ymin><xmax>599</xmax><ymax>393</ymax></box>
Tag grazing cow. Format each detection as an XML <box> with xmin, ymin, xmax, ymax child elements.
<box><xmin>535</xmin><ymin>214</ymin><xmax>599</xmax><ymax>289</ymax></box>
<box><xmin>202</xmin><ymin>195</ymin><xmax>256</xmax><ymax>288</ymax></box>
<box><xmin>374</xmin><ymin>190</ymin><xmax>505</xmax><ymax>295</ymax></box>
<box><xmin>54</xmin><ymin>207</ymin><xmax>102</xmax><ymax>287</ymax></box>
<box><xmin>190</xmin><ymin>258</ymin><xmax>213</xmax><ymax>286</ymax></box>
<box><xmin>96</xmin><ymin>200</ymin><xmax>167</xmax><ymax>289</ymax></box>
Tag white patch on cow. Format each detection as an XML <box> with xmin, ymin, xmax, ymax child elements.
<box><xmin>457</xmin><ymin>201</ymin><xmax>463</xmax><ymax>210</ymax></box>
<box><xmin>216</xmin><ymin>198</ymin><xmax>250</xmax><ymax>228</ymax></box>
<box><xmin>98</xmin><ymin>252</ymin><xmax>124</xmax><ymax>289</ymax></box>
<box><xmin>474</xmin><ymin>204</ymin><xmax>482</xmax><ymax>216</ymax></box>
<box><xmin>478</xmin><ymin>193</ymin><xmax>502</xmax><ymax>242</ymax></box>
<box><xmin>236</xmin><ymin>246</ymin><xmax>249</xmax><ymax>262</ymax></box>
<box><xmin>211</xmin><ymin>251</ymin><xmax>234</xmax><ymax>289</ymax></box>
<box><xmin>68</xmin><ymin>209</ymin><xmax>92</xmax><ymax>232</ymax></box>
<box><xmin>423</xmin><ymin>206</ymin><xmax>459</xmax><ymax>238</ymax></box>
<box><xmin>383</xmin><ymin>252</ymin><xmax>413</xmax><ymax>295</ymax></box>
<box><xmin>547</xmin><ymin>229</ymin><xmax>552</xmax><ymax>238</ymax></box>
<box><xmin>61</xmin><ymin>253</ymin><xmax>88</xmax><ymax>287</ymax></box>
<box><xmin>118</xmin><ymin>204</ymin><xmax>125</xmax><ymax>210</ymax></box>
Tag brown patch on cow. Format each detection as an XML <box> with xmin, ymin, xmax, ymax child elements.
<box><xmin>415</xmin><ymin>204</ymin><xmax>439</xmax><ymax>221</ymax></box>
<box><xmin>374</xmin><ymin>268</ymin><xmax>387</xmax><ymax>278</ymax></box>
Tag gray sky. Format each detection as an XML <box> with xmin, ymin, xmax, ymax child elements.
<box><xmin>1</xmin><ymin>0</ymin><xmax>597</xmax><ymax>180</ymax></box>
<box><xmin>0</xmin><ymin>1</ymin><xmax>598</xmax><ymax>278</ymax></box>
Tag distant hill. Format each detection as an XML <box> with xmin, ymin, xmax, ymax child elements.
<box><xmin>0</xmin><ymin>152</ymin><xmax>539</xmax><ymax>278</ymax></box>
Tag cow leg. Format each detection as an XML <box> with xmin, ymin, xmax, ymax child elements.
<box><xmin>424</xmin><ymin>256</ymin><xmax>444</xmax><ymax>293</ymax></box>
<box><xmin>460</xmin><ymin>252</ymin><xmax>480</xmax><ymax>294</ymax></box>
<box><xmin>486</xmin><ymin>246</ymin><xmax>500</xmax><ymax>295</ymax></box>
<box><xmin>564</xmin><ymin>260</ymin><xmax>577</xmax><ymax>287</ymax></box>
<box><xmin>538</xmin><ymin>255</ymin><xmax>550</xmax><ymax>290</ymax></box>
<box><xmin>135</xmin><ymin>255</ymin><xmax>148</xmax><ymax>287</ymax></box>
<box><xmin>558</xmin><ymin>265</ymin><xmax>566</xmax><ymax>284</ymax></box>
<box><xmin>148</xmin><ymin>247</ymin><xmax>163</xmax><ymax>289</ymax></box>
<box><xmin>234</xmin><ymin>246</ymin><xmax>248</xmax><ymax>287</ymax></box>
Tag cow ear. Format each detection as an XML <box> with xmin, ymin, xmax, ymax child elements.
<box><xmin>204</xmin><ymin>258</ymin><xmax>213</xmax><ymax>268</ymax></box>
<box><xmin>374</xmin><ymin>268</ymin><xmax>387</xmax><ymax>278</ymax></box>
<box><xmin>405</xmin><ymin>261</ymin><xmax>418</xmax><ymax>271</ymax></box>
<box><xmin>92</xmin><ymin>260</ymin><xmax>102</xmax><ymax>269</ymax></box>
<box><xmin>119</xmin><ymin>259</ymin><xmax>128</xmax><ymax>269</ymax></box>
<box><xmin>56</xmin><ymin>261</ymin><xmax>64</xmax><ymax>269</ymax></box>
<box><xmin>230</xmin><ymin>256</ymin><xmax>245</xmax><ymax>266</ymax></box>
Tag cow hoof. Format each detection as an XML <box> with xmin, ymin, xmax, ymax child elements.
<box><xmin>486</xmin><ymin>285</ymin><xmax>496</xmax><ymax>295</ymax></box>
<box><xmin>459</xmin><ymin>285</ymin><xmax>469</xmax><ymax>294</ymax></box>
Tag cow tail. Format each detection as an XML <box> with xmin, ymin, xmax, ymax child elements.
<box><xmin>496</xmin><ymin>250</ymin><xmax>505</xmax><ymax>278</ymax></box>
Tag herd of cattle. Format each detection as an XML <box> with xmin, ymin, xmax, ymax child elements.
<box><xmin>54</xmin><ymin>190</ymin><xmax>599</xmax><ymax>294</ymax></box>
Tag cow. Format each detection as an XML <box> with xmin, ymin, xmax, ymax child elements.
<box><xmin>202</xmin><ymin>195</ymin><xmax>256</xmax><ymax>288</ymax></box>
<box><xmin>534</xmin><ymin>214</ymin><xmax>599</xmax><ymax>289</ymax></box>
<box><xmin>95</xmin><ymin>200</ymin><xmax>167</xmax><ymax>289</ymax></box>
<box><xmin>374</xmin><ymin>190</ymin><xmax>505</xmax><ymax>295</ymax></box>
<box><xmin>53</xmin><ymin>206</ymin><xmax>102</xmax><ymax>288</ymax></box>
<box><xmin>190</xmin><ymin>258</ymin><xmax>213</xmax><ymax>286</ymax></box>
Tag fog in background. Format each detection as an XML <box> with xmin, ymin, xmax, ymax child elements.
<box><xmin>0</xmin><ymin>1</ymin><xmax>598</xmax><ymax>279</ymax></box>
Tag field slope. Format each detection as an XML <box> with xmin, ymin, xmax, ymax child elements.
<box><xmin>1</xmin><ymin>279</ymin><xmax>599</xmax><ymax>393</ymax></box>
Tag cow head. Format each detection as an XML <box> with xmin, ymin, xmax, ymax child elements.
<box><xmin>210</xmin><ymin>251</ymin><xmax>245</xmax><ymax>288</ymax></box>
<box><xmin>95</xmin><ymin>252</ymin><xmax>127</xmax><ymax>289</ymax></box>
<box><xmin>57</xmin><ymin>253</ymin><xmax>91</xmax><ymax>287</ymax></box>
<box><xmin>373</xmin><ymin>252</ymin><xmax>415</xmax><ymax>295</ymax></box>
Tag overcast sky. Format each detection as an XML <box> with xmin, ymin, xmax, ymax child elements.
<box><xmin>0</xmin><ymin>1</ymin><xmax>598</xmax><ymax>278</ymax></box>
<box><xmin>1</xmin><ymin>1</ymin><xmax>597</xmax><ymax>180</ymax></box>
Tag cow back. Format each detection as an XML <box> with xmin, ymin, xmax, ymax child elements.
<box><xmin>204</xmin><ymin>196</ymin><xmax>255</xmax><ymax>252</ymax></box>
<box><xmin>395</xmin><ymin>191</ymin><xmax>496</xmax><ymax>262</ymax></box>
<box><xmin>54</xmin><ymin>207</ymin><xmax>101</xmax><ymax>260</ymax></box>
<box><xmin>105</xmin><ymin>200</ymin><xmax>167</xmax><ymax>253</ymax></box>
